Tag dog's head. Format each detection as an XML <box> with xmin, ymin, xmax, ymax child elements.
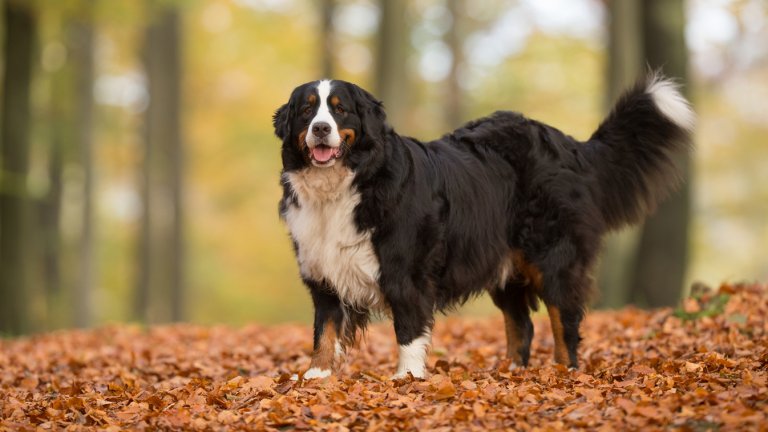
<box><xmin>273</xmin><ymin>80</ymin><xmax>386</xmax><ymax>170</ymax></box>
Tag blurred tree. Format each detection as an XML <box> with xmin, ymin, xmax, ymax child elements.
<box><xmin>444</xmin><ymin>0</ymin><xmax>464</xmax><ymax>129</ymax></box>
<box><xmin>596</xmin><ymin>0</ymin><xmax>642</xmax><ymax>308</ymax></box>
<box><xmin>72</xmin><ymin>15</ymin><xmax>96</xmax><ymax>328</ymax></box>
<box><xmin>40</xmin><ymin>52</ymin><xmax>66</xmax><ymax>322</ymax></box>
<box><xmin>319</xmin><ymin>0</ymin><xmax>335</xmax><ymax>78</ymax></box>
<box><xmin>598</xmin><ymin>0</ymin><xmax>690</xmax><ymax>308</ymax></box>
<box><xmin>375</xmin><ymin>0</ymin><xmax>409</xmax><ymax>128</ymax></box>
<box><xmin>39</xmin><ymin>7</ymin><xmax>96</xmax><ymax>329</ymax></box>
<box><xmin>135</xmin><ymin>6</ymin><xmax>185</xmax><ymax>323</ymax></box>
<box><xmin>1</xmin><ymin>0</ymin><xmax>36</xmax><ymax>335</ymax></box>
<box><xmin>631</xmin><ymin>0</ymin><xmax>690</xmax><ymax>307</ymax></box>
<box><xmin>606</xmin><ymin>0</ymin><xmax>642</xmax><ymax>106</ymax></box>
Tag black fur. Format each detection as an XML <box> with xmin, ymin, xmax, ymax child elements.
<box><xmin>275</xmin><ymin>75</ymin><xmax>692</xmax><ymax>370</ymax></box>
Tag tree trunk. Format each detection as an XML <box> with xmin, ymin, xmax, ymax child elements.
<box><xmin>595</xmin><ymin>0</ymin><xmax>642</xmax><ymax>308</ymax></box>
<box><xmin>135</xmin><ymin>123</ymin><xmax>151</xmax><ymax>322</ymax></box>
<box><xmin>319</xmin><ymin>0</ymin><xmax>335</xmax><ymax>79</ymax></box>
<box><xmin>444</xmin><ymin>0</ymin><xmax>463</xmax><ymax>129</ymax></box>
<box><xmin>0</xmin><ymin>1</ymin><xmax>35</xmax><ymax>335</ymax></box>
<box><xmin>136</xmin><ymin>8</ymin><xmax>185</xmax><ymax>323</ymax></box>
<box><xmin>375</xmin><ymin>0</ymin><xmax>409</xmax><ymax>128</ymax></box>
<box><xmin>631</xmin><ymin>0</ymin><xmax>691</xmax><ymax>307</ymax></box>
<box><xmin>41</xmin><ymin>67</ymin><xmax>67</xmax><ymax>328</ymax></box>
<box><xmin>41</xmin><ymin>95</ymin><xmax>64</xmax><ymax>302</ymax></box>
<box><xmin>72</xmin><ymin>18</ymin><xmax>96</xmax><ymax>328</ymax></box>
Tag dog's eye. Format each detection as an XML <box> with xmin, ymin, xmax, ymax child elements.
<box><xmin>303</xmin><ymin>106</ymin><xmax>312</xmax><ymax>116</ymax></box>
<box><xmin>335</xmin><ymin>105</ymin><xmax>345</xmax><ymax>114</ymax></box>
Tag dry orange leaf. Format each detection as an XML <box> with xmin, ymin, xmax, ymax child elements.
<box><xmin>0</xmin><ymin>283</ymin><xmax>765</xmax><ymax>430</ymax></box>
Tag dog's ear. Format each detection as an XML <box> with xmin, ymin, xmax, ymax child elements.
<box><xmin>273</xmin><ymin>101</ymin><xmax>292</xmax><ymax>141</ymax></box>
<box><xmin>354</xmin><ymin>86</ymin><xmax>387</xmax><ymax>143</ymax></box>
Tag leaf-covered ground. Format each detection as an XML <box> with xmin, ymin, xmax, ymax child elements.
<box><xmin>2</xmin><ymin>283</ymin><xmax>766</xmax><ymax>431</ymax></box>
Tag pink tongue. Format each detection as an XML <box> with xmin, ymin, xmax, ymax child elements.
<box><xmin>312</xmin><ymin>146</ymin><xmax>335</xmax><ymax>162</ymax></box>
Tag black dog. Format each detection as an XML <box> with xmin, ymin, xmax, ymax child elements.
<box><xmin>273</xmin><ymin>74</ymin><xmax>693</xmax><ymax>379</ymax></box>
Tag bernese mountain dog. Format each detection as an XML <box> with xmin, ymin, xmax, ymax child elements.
<box><xmin>273</xmin><ymin>74</ymin><xmax>694</xmax><ymax>379</ymax></box>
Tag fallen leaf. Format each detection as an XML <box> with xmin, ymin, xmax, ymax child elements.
<box><xmin>431</xmin><ymin>379</ymin><xmax>456</xmax><ymax>401</ymax></box>
<box><xmin>0</xmin><ymin>282</ymin><xmax>764</xmax><ymax>430</ymax></box>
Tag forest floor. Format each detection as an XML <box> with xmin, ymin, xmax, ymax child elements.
<box><xmin>1</xmin><ymin>283</ymin><xmax>766</xmax><ymax>431</ymax></box>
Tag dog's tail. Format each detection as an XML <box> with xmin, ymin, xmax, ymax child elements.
<box><xmin>587</xmin><ymin>72</ymin><xmax>694</xmax><ymax>231</ymax></box>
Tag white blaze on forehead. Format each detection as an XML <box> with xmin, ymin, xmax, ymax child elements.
<box><xmin>308</xmin><ymin>79</ymin><xmax>342</xmax><ymax>147</ymax></box>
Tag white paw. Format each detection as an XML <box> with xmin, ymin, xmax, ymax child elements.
<box><xmin>302</xmin><ymin>367</ymin><xmax>332</xmax><ymax>380</ymax></box>
<box><xmin>392</xmin><ymin>359</ymin><xmax>428</xmax><ymax>380</ymax></box>
<box><xmin>392</xmin><ymin>333</ymin><xmax>431</xmax><ymax>380</ymax></box>
<box><xmin>390</xmin><ymin>371</ymin><xmax>407</xmax><ymax>380</ymax></box>
<box><xmin>391</xmin><ymin>367</ymin><xmax>427</xmax><ymax>380</ymax></box>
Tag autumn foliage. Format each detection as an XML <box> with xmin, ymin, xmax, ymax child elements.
<box><xmin>1</xmin><ymin>283</ymin><xmax>766</xmax><ymax>430</ymax></box>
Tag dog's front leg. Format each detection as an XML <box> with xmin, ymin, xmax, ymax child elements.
<box><xmin>384</xmin><ymin>279</ymin><xmax>434</xmax><ymax>379</ymax></box>
<box><xmin>303</xmin><ymin>280</ymin><xmax>345</xmax><ymax>379</ymax></box>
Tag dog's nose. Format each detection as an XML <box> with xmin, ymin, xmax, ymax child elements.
<box><xmin>311</xmin><ymin>122</ymin><xmax>332</xmax><ymax>138</ymax></box>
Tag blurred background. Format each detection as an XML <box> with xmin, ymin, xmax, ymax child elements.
<box><xmin>0</xmin><ymin>0</ymin><xmax>766</xmax><ymax>336</ymax></box>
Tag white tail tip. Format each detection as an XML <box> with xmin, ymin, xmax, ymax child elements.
<box><xmin>647</xmin><ymin>74</ymin><xmax>696</xmax><ymax>132</ymax></box>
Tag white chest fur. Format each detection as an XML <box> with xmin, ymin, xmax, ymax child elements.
<box><xmin>283</xmin><ymin>166</ymin><xmax>384</xmax><ymax>310</ymax></box>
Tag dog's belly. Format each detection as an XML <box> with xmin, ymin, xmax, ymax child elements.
<box><xmin>284</xmin><ymin>167</ymin><xmax>384</xmax><ymax>310</ymax></box>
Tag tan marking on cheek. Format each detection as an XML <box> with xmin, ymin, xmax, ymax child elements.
<box><xmin>310</xmin><ymin>320</ymin><xmax>338</xmax><ymax>371</ymax></box>
<box><xmin>547</xmin><ymin>305</ymin><xmax>569</xmax><ymax>365</ymax></box>
<box><xmin>339</xmin><ymin>128</ymin><xmax>356</xmax><ymax>146</ymax></box>
<box><xmin>297</xmin><ymin>128</ymin><xmax>308</xmax><ymax>150</ymax></box>
<box><xmin>502</xmin><ymin>312</ymin><xmax>523</xmax><ymax>364</ymax></box>
<box><xmin>297</xmin><ymin>128</ymin><xmax>312</xmax><ymax>163</ymax></box>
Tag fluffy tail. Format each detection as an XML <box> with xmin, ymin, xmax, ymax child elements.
<box><xmin>588</xmin><ymin>72</ymin><xmax>695</xmax><ymax>230</ymax></box>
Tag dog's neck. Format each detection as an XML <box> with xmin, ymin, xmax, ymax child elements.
<box><xmin>285</xmin><ymin>164</ymin><xmax>356</xmax><ymax>205</ymax></box>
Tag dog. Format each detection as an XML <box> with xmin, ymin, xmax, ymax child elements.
<box><xmin>273</xmin><ymin>74</ymin><xmax>693</xmax><ymax>379</ymax></box>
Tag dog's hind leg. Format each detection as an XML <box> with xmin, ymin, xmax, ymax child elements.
<box><xmin>541</xmin><ymin>272</ymin><xmax>588</xmax><ymax>369</ymax></box>
<box><xmin>490</xmin><ymin>281</ymin><xmax>535</xmax><ymax>368</ymax></box>
<box><xmin>544</xmin><ymin>303</ymin><xmax>582</xmax><ymax>368</ymax></box>
<box><xmin>534</xmin><ymin>238</ymin><xmax>593</xmax><ymax>369</ymax></box>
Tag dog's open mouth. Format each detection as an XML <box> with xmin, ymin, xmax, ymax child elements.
<box><xmin>310</xmin><ymin>144</ymin><xmax>343</xmax><ymax>164</ymax></box>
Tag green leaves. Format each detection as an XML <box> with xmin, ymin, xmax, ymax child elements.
<box><xmin>673</xmin><ymin>283</ymin><xmax>734</xmax><ymax>321</ymax></box>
